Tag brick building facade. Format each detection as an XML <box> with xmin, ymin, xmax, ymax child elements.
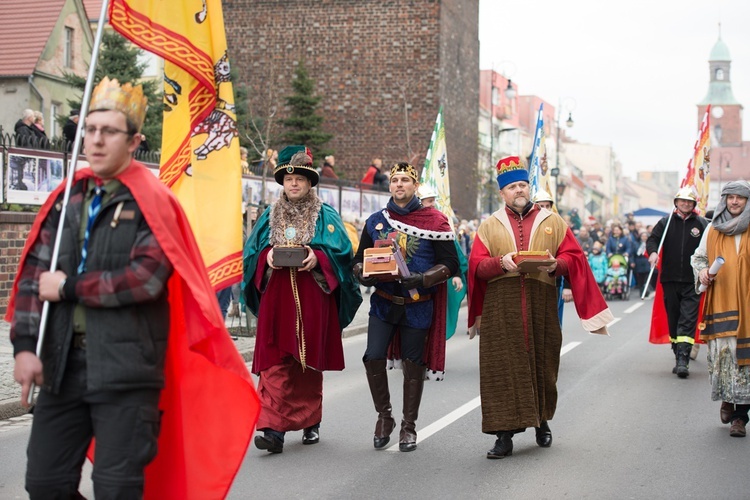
<box><xmin>224</xmin><ymin>0</ymin><xmax>480</xmax><ymax>218</ymax></box>
<box><xmin>0</xmin><ymin>213</ymin><xmax>35</xmax><ymax>316</ymax></box>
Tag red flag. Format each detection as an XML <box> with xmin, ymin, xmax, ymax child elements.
<box><xmin>5</xmin><ymin>164</ymin><xmax>260</xmax><ymax>499</ymax></box>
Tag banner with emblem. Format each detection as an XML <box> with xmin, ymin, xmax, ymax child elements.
<box><xmin>679</xmin><ymin>105</ymin><xmax>711</xmax><ymax>216</ymax></box>
<box><xmin>528</xmin><ymin>103</ymin><xmax>548</xmax><ymax>199</ymax></box>
<box><xmin>110</xmin><ymin>0</ymin><xmax>242</xmax><ymax>291</ymax></box>
<box><xmin>420</xmin><ymin>106</ymin><xmax>456</xmax><ymax>227</ymax></box>
<box><xmin>109</xmin><ymin>2</ymin><xmax>256</xmax><ymax>499</ymax></box>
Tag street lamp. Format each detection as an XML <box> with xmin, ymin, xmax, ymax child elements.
<box><xmin>553</xmin><ymin>98</ymin><xmax>576</xmax><ymax>205</ymax></box>
<box><xmin>504</xmin><ymin>79</ymin><xmax>516</xmax><ymax>101</ymax></box>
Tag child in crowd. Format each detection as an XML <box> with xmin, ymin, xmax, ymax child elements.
<box><xmin>588</xmin><ymin>241</ymin><xmax>608</xmax><ymax>290</ymax></box>
<box><xmin>604</xmin><ymin>259</ymin><xmax>628</xmax><ymax>295</ymax></box>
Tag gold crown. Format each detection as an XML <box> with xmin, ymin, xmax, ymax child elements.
<box><xmin>89</xmin><ymin>76</ymin><xmax>147</xmax><ymax>131</ymax></box>
<box><xmin>390</xmin><ymin>162</ymin><xmax>419</xmax><ymax>182</ymax></box>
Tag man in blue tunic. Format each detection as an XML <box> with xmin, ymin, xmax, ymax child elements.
<box><xmin>353</xmin><ymin>162</ymin><xmax>458</xmax><ymax>452</ymax></box>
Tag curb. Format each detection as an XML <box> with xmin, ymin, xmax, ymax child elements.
<box><xmin>0</xmin><ymin>399</ymin><xmax>31</xmax><ymax>420</ymax></box>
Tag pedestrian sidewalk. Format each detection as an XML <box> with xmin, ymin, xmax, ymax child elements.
<box><xmin>0</xmin><ymin>285</ymin><xmax>373</xmax><ymax>420</ymax></box>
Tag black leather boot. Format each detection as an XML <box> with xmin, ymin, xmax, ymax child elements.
<box><xmin>535</xmin><ymin>421</ymin><xmax>552</xmax><ymax>447</ymax></box>
<box><xmin>487</xmin><ymin>432</ymin><xmax>513</xmax><ymax>459</ymax></box>
<box><xmin>675</xmin><ymin>342</ymin><xmax>691</xmax><ymax>378</ymax></box>
<box><xmin>364</xmin><ymin>359</ymin><xmax>396</xmax><ymax>449</ymax></box>
<box><xmin>399</xmin><ymin>359</ymin><xmax>426</xmax><ymax>452</ymax></box>
<box><xmin>254</xmin><ymin>430</ymin><xmax>284</xmax><ymax>453</ymax></box>
<box><xmin>302</xmin><ymin>424</ymin><xmax>320</xmax><ymax>445</ymax></box>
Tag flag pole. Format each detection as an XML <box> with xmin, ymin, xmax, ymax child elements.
<box><xmin>27</xmin><ymin>0</ymin><xmax>111</xmax><ymax>405</ymax></box>
<box><xmin>641</xmin><ymin>210</ymin><xmax>673</xmax><ymax>300</ymax></box>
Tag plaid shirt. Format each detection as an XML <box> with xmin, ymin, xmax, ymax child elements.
<box><xmin>11</xmin><ymin>181</ymin><xmax>174</xmax><ymax>354</ymax></box>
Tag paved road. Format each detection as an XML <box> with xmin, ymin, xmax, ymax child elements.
<box><xmin>1</xmin><ymin>297</ymin><xmax>747</xmax><ymax>498</ymax></box>
<box><xmin>0</xmin><ymin>286</ymin><xmax>373</xmax><ymax>417</ymax></box>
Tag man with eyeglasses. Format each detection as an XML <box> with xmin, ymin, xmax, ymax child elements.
<box><xmin>7</xmin><ymin>77</ymin><xmax>254</xmax><ymax>497</ymax></box>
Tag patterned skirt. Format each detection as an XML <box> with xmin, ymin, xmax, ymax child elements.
<box><xmin>707</xmin><ymin>337</ymin><xmax>750</xmax><ymax>404</ymax></box>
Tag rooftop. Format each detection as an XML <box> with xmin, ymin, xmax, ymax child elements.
<box><xmin>0</xmin><ymin>0</ymin><xmax>66</xmax><ymax>77</ymax></box>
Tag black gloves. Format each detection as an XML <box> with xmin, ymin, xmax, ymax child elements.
<box><xmin>359</xmin><ymin>274</ymin><xmax>378</xmax><ymax>287</ymax></box>
<box><xmin>400</xmin><ymin>272</ymin><xmax>424</xmax><ymax>290</ymax></box>
<box><xmin>353</xmin><ymin>264</ymin><xmax>378</xmax><ymax>287</ymax></box>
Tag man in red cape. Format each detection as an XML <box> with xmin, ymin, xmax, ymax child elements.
<box><xmin>467</xmin><ymin>156</ymin><xmax>612</xmax><ymax>460</ymax></box>
<box><xmin>7</xmin><ymin>77</ymin><xmax>258</xmax><ymax>499</ymax></box>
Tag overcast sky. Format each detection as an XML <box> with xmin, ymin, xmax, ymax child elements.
<box><xmin>478</xmin><ymin>0</ymin><xmax>750</xmax><ymax>178</ymax></box>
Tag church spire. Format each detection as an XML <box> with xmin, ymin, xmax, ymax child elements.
<box><xmin>699</xmin><ymin>32</ymin><xmax>738</xmax><ymax>105</ymax></box>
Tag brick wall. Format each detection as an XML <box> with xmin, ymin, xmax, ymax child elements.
<box><xmin>0</xmin><ymin>212</ymin><xmax>36</xmax><ymax>316</ymax></box>
<box><xmin>224</xmin><ymin>0</ymin><xmax>479</xmax><ymax>218</ymax></box>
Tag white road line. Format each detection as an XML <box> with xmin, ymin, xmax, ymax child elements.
<box><xmin>386</xmin><ymin>340</ymin><xmax>582</xmax><ymax>451</ymax></box>
<box><xmin>624</xmin><ymin>302</ymin><xmax>644</xmax><ymax>314</ymax></box>
<box><xmin>560</xmin><ymin>341</ymin><xmax>581</xmax><ymax>356</ymax></box>
<box><xmin>608</xmin><ymin>317</ymin><xmax>621</xmax><ymax>327</ymax></box>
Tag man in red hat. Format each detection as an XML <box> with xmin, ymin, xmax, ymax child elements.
<box><xmin>467</xmin><ymin>156</ymin><xmax>612</xmax><ymax>459</ymax></box>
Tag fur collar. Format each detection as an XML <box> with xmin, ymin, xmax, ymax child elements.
<box><xmin>269</xmin><ymin>191</ymin><xmax>322</xmax><ymax>246</ymax></box>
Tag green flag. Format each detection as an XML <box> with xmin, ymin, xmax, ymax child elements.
<box><xmin>420</xmin><ymin>107</ymin><xmax>456</xmax><ymax>228</ymax></box>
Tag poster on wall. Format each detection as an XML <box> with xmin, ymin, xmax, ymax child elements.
<box><xmin>341</xmin><ymin>188</ymin><xmax>361</xmax><ymax>218</ymax></box>
<box><xmin>0</xmin><ymin>150</ymin><xmax>4</xmax><ymax>203</ymax></box>
<box><xmin>317</xmin><ymin>186</ymin><xmax>339</xmax><ymax>212</ymax></box>
<box><xmin>7</xmin><ymin>148</ymin><xmax>65</xmax><ymax>205</ymax></box>
<box><xmin>362</xmin><ymin>191</ymin><xmax>388</xmax><ymax>216</ymax></box>
<box><xmin>242</xmin><ymin>177</ymin><xmax>283</xmax><ymax>208</ymax></box>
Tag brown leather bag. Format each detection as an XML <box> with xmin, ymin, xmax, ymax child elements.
<box><xmin>272</xmin><ymin>246</ymin><xmax>307</xmax><ymax>267</ymax></box>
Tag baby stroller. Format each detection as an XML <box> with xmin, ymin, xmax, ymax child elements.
<box><xmin>604</xmin><ymin>254</ymin><xmax>631</xmax><ymax>300</ymax></box>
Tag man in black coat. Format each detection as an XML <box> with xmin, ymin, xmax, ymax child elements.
<box><xmin>62</xmin><ymin>109</ymin><xmax>80</xmax><ymax>151</ymax></box>
<box><xmin>646</xmin><ymin>187</ymin><xmax>708</xmax><ymax>378</ymax></box>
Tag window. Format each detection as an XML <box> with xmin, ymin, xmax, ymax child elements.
<box><xmin>50</xmin><ymin>103</ymin><xmax>59</xmax><ymax>138</ymax></box>
<box><xmin>64</xmin><ymin>27</ymin><xmax>74</xmax><ymax>68</ymax></box>
<box><xmin>715</xmin><ymin>68</ymin><xmax>724</xmax><ymax>81</ymax></box>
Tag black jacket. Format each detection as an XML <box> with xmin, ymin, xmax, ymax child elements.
<box><xmin>40</xmin><ymin>181</ymin><xmax>170</xmax><ymax>393</ymax></box>
<box><xmin>646</xmin><ymin>211</ymin><xmax>707</xmax><ymax>283</ymax></box>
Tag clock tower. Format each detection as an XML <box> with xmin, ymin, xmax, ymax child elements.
<box><xmin>698</xmin><ymin>32</ymin><xmax>743</xmax><ymax>146</ymax></box>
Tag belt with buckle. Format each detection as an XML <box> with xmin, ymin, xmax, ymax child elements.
<box><xmin>374</xmin><ymin>289</ymin><xmax>431</xmax><ymax>305</ymax></box>
<box><xmin>73</xmin><ymin>334</ymin><xmax>87</xmax><ymax>349</ymax></box>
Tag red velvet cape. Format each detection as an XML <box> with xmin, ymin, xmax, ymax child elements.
<box><xmin>6</xmin><ymin>162</ymin><xmax>260</xmax><ymax>499</ymax></box>
<box><xmin>383</xmin><ymin>206</ymin><xmax>451</xmax><ymax>373</ymax></box>
<box><xmin>468</xmin><ymin>219</ymin><xmax>610</xmax><ymax>332</ymax></box>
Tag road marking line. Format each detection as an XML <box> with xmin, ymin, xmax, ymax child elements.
<box><xmin>560</xmin><ymin>341</ymin><xmax>581</xmax><ymax>356</ymax></box>
<box><xmin>608</xmin><ymin>317</ymin><xmax>621</xmax><ymax>327</ymax></box>
<box><xmin>386</xmin><ymin>341</ymin><xmax>582</xmax><ymax>451</ymax></box>
<box><xmin>624</xmin><ymin>302</ymin><xmax>644</xmax><ymax>314</ymax></box>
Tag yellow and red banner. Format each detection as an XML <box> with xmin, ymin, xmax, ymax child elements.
<box><xmin>649</xmin><ymin>106</ymin><xmax>711</xmax><ymax>345</ymax></box>
<box><xmin>680</xmin><ymin>105</ymin><xmax>711</xmax><ymax>216</ymax></box>
<box><xmin>110</xmin><ymin>0</ymin><xmax>242</xmax><ymax>290</ymax></box>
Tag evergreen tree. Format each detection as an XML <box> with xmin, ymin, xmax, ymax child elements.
<box><xmin>63</xmin><ymin>30</ymin><xmax>163</xmax><ymax>150</ymax></box>
<box><xmin>282</xmin><ymin>60</ymin><xmax>333</xmax><ymax>161</ymax></box>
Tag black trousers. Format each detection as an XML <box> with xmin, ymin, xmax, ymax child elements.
<box><xmin>363</xmin><ymin>311</ymin><xmax>429</xmax><ymax>363</ymax></box>
<box><xmin>661</xmin><ymin>281</ymin><xmax>701</xmax><ymax>343</ymax></box>
<box><xmin>26</xmin><ymin>348</ymin><xmax>161</xmax><ymax>500</ymax></box>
